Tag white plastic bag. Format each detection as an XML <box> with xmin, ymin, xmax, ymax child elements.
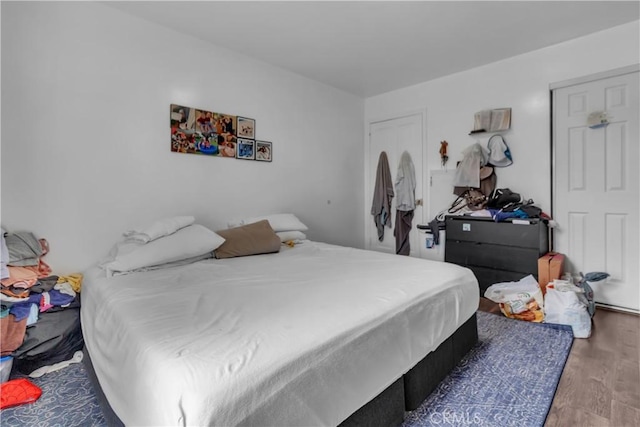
<box><xmin>544</xmin><ymin>285</ymin><xmax>591</xmax><ymax>338</ymax></box>
<box><xmin>484</xmin><ymin>275</ymin><xmax>544</xmax><ymax>322</ymax></box>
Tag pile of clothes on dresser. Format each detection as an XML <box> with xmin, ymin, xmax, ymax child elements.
<box><xmin>449</xmin><ymin>138</ymin><xmax>552</xmax><ymax>223</ymax></box>
<box><xmin>461</xmin><ymin>188</ymin><xmax>552</xmax><ymax>222</ymax></box>
<box><xmin>1</xmin><ymin>229</ymin><xmax>84</xmax><ymax>376</ymax></box>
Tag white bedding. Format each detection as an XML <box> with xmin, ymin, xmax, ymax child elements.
<box><xmin>81</xmin><ymin>241</ymin><xmax>479</xmax><ymax>426</ymax></box>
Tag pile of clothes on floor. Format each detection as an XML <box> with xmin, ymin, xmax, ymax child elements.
<box><xmin>1</xmin><ymin>229</ymin><xmax>84</xmax><ymax>377</ymax></box>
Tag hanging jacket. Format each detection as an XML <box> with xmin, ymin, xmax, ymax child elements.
<box><xmin>371</xmin><ymin>151</ymin><xmax>394</xmax><ymax>241</ymax></box>
<box><xmin>395</xmin><ymin>151</ymin><xmax>416</xmax><ymax>212</ymax></box>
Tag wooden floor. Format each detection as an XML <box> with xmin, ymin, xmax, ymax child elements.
<box><xmin>478</xmin><ymin>298</ymin><xmax>640</xmax><ymax>427</ymax></box>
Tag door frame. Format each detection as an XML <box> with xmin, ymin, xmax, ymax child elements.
<box><xmin>364</xmin><ymin>108</ymin><xmax>427</xmax><ymax>251</ymax></box>
<box><xmin>549</xmin><ymin>64</ymin><xmax>640</xmax><ymax>246</ymax></box>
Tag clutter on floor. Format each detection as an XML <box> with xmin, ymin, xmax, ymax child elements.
<box><xmin>428</xmin><ymin>137</ymin><xmax>603</xmax><ymax>338</ymax></box>
<box><xmin>1</xmin><ymin>229</ymin><xmax>84</xmax><ymax>408</ymax></box>
<box><xmin>545</xmin><ymin>280</ymin><xmax>592</xmax><ymax>338</ymax></box>
<box><xmin>538</xmin><ymin>252</ymin><xmax>565</xmax><ymax>295</ymax></box>
<box><xmin>543</xmin><ymin>271</ymin><xmax>610</xmax><ymax>338</ymax></box>
<box><xmin>484</xmin><ymin>275</ymin><xmax>545</xmax><ymax>322</ymax></box>
<box><xmin>482</xmin><ymin>248</ymin><xmax>609</xmax><ymax>339</ymax></box>
<box><xmin>0</xmin><ymin>378</ymin><xmax>42</xmax><ymax>409</ymax></box>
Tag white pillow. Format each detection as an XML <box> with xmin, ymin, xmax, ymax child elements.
<box><xmin>102</xmin><ymin>224</ymin><xmax>225</xmax><ymax>277</ymax></box>
<box><xmin>123</xmin><ymin>216</ymin><xmax>194</xmax><ymax>244</ymax></box>
<box><xmin>110</xmin><ymin>253</ymin><xmax>213</xmax><ymax>277</ymax></box>
<box><xmin>276</xmin><ymin>231</ymin><xmax>307</xmax><ymax>243</ymax></box>
<box><xmin>227</xmin><ymin>213</ymin><xmax>308</xmax><ymax>232</ymax></box>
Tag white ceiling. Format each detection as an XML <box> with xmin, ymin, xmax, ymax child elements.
<box><xmin>106</xmin><ymin>1</ymin><xmax>640</xmax><ymax>97</ymax></box>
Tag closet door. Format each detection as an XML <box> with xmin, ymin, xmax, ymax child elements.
<box><xmin>553</xmin><ymin>70</ymin><xmax>639</xmax><ymax>311</ymax></box>
<box><xmin>366</xmin><ymin>113</ymin><xmax>424</xmax><ymax>256</ymax></box>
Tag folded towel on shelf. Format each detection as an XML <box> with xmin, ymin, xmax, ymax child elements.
<box><xmin>123</xmin><ymin>216</ymin><xmax>195</xmax><ymax>244</ymax></box>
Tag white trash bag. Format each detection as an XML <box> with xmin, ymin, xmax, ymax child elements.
<box><xmin>544</xmin><ymin>281</ymin><xmax>591</xmax><ymax>338</ymax></box>
<box><xmin>484</xmin><ymin>275</ymin><xmax>544</xmax><ymax>322</ymax></box>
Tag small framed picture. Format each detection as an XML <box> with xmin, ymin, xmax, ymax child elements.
<box><xmin>236</xmin><ymin>138</ymin><xmax>255</xmax><ymax>160</ymax></box>
<box><xmin>255</xmin><ymin>140</ymin><xmax>272</xmax><ymax>162</ymax></box>
<box><xmin>237</xmin><ymin>116</ymin><xmax>255</xmax><ymax>139</ymax></box>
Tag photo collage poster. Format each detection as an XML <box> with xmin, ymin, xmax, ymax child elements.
<box><xmin>170</xmin><ymin>104</ymin><xmax>271</xmax><ymax>162</ymax></box>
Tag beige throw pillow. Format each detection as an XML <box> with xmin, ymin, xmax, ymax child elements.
<box><xmin>214</xmin><ymin>220</ymin><xmax>281</xmax><ymax>259</ymax></box>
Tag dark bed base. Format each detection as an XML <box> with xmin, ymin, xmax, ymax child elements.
<box><xmin>403</xmin><ymin>312</ymin><xmax>478</xmax><ymax>410</ymax></box>
<box><xmin>84</xmin><ymin>313</ymin><xmax>478</xmax><ymax>427</ymax></box>
<box><xmin>339</xmin><ymin>313</ymin><xmax>478</xmax><ymax>426</ymax></box>
<box><xmin>82</xmin><ymin>346</ymin><xmax>125</xmax><ymax>427</ymax></box>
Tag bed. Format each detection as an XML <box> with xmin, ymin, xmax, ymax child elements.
<box><xmin>81</xmin><ymin>224</ymin><xmax>479</xmax><ymax>426</ymax></box>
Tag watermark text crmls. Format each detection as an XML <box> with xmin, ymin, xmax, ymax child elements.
<box><xmin>429</xmin><ymin>410</ymin><xmax>482</xmax><ymax>425</ymax></box>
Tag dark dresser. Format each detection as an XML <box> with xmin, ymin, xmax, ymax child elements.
<box><xmin>444</xmin><ymin>216</ymin><xmax>549</xmax><ymax>293</ymax></box>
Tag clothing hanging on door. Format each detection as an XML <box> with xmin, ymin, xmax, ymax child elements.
<box><xmin>395</xmin><ymin>151</ymin><xmax>416</xmax><ymax>211</ymax></box>
<box><xmin>371</xmin><ymin>151</ymin><xmax>394</xmax><ymax>242</ymax></box>
<box><xmin>394</xmin><ymin>211</ymin><xmax>414</xmax><ymax>255</ymax></box>
<box><xmin>394</xmin><ymin>151</ymin><xmax>416</xmax><ymax>255</ymax></box>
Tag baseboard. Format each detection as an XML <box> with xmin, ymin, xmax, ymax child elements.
<box><xmin>595</xmin><ymin>302</ymin><xmax>639</xmax><ymax>316</ymax></box>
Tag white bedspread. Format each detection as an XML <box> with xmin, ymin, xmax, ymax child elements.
<box><xmin>81</xmin><ymin>241</ymin><xmax>478</xmax><ymax>426</ymax></box>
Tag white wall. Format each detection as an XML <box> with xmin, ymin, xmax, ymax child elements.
<box><xmin>1</xmin><ymin>2</ymin><xmax>364</xmax><ymax>273</ymax></box>
<box><xmin>365</xmin><ymin>20</ymin><xmax>640</xmax><ymax>223</ymax></box>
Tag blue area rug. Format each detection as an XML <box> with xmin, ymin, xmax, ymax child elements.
<box><xmin>402</xmin><ymin>311</ymin><xmax>573</xmax><ymax>427</ymax></box>
<box><xmin>0</xmin><ymin>312</ymin><xmax>572</xmax><ymax>426</ymax></box>
<box><xmin>1</xmin><ymin>362</ymin><xmax>105</xmax><ymax>427</ymax></box>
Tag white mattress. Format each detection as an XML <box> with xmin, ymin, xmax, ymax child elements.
<box><xmin>81</xmin><ymin>241</ymin><xmax>479</xmax><ymax>426</ymax></box>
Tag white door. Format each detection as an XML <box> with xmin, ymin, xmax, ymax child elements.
<box><xmin>366</xmin><ymin>113</ymin><xmax>424</xmax><ymax>256</ymax></box>
<box><xmin>553</xmin><ymin>70</ymin><xmax>639</xmax><ymax>311</ymax></box>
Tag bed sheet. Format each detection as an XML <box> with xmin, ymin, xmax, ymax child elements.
<box><xmin>81</xmin><ymin>241</ymin><xmax>478</xmax><ymax>426</ymax></box>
